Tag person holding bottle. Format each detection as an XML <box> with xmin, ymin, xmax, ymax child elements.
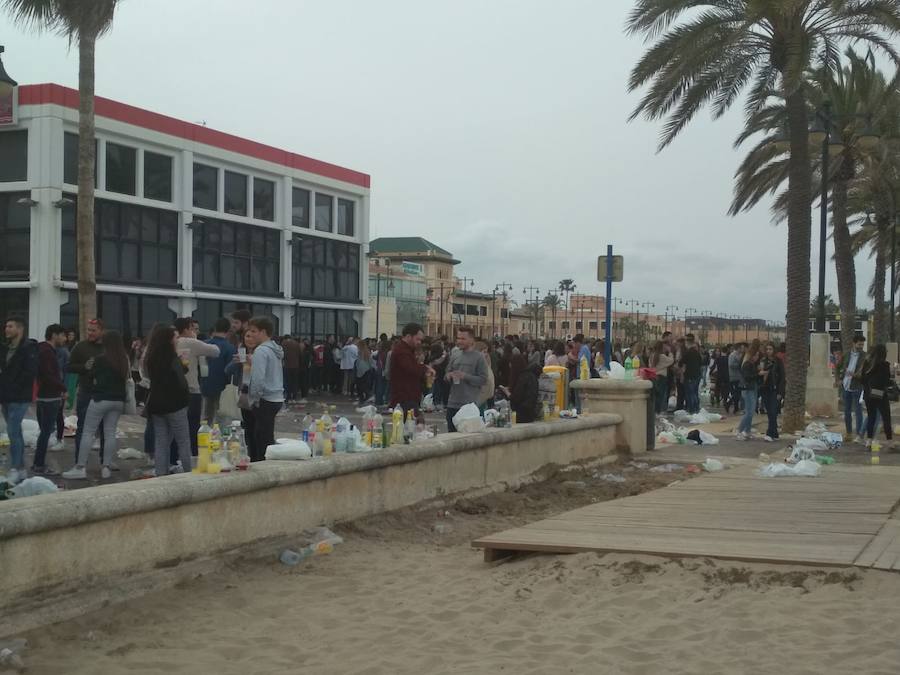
<box><xmin>63</xmin><ymin>330</ymin><xmax>130</xmax><ymax>479</ymax></box>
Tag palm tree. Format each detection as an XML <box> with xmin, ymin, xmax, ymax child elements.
<box><xmin>731</xmin><ymin>51</ymin><xmax>899</xmax><ymax>352</ymax></box>
<box><xmin>542</xmin><ymin>293</ymin><xmax>563</xmax><ymax>338</ymax></box>
<box><xmin>558</xmin><ymin>279</ymin><xmax>576</xmax><ymax>332</ymax></box>
<box><xmin>3</xmin><ymin>0</ymin><xmax>122</xmax><ymax>337</ymax></box>
<box><xmin>627</xmin><ymin>1</ymin><xmax>900</xmax><ymax>433</ymax></box>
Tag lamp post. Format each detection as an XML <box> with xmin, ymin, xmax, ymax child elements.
<box><xmin>640</xmin><ymin>302</ymin><xmax>655</xmax><ymax>342</ymax></box>
<box><xmin>523</xmin><ymin>285</ymin><xmax>540</xmax><ymax>337</ymax></box>
<box><xmin>665</xmin><ymin>304</ymin><xmax>679</xmax><ymax>332</ymax></box>
<box><xmin>0</xmin><ymin>46</ymin><xmax>17</xmax><ymax>97</ymax></box>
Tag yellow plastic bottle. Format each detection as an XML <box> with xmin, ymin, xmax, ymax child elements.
<box><xmin>579</xmin><ymin>355</ymin><xmax>590</xmax><ymax>380</ymax></box>
<box><xmin>196</xmin><ymin>420</ymin><xmax>211</xmax><ymax>473</ymax></box>
<box><xmin>871</xmin><ymin>441</ymin><xmax>881</xmax><ymax>465</ymax></box>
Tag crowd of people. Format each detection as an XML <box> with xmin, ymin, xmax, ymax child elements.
<box><xmin>1</xmin><ymin>312</ymin><xmax>896</xmax><ymax>484</ymax></box>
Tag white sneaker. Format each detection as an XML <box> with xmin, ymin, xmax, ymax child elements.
<box><xmin>763</xmin><ymin>435</ymin><xmax>773</xmax><ymax>442</ymax></box>
<box><xmin>298</xmin><ymin>399</ymin><xmax>308</xmax><ymax>404</ymax></box>
<box><xmin>101</xmin><ymin>466</ymin><xmax>111</xmax><ymax>479</ymax></box>
<box><xmin>50</xmin><ymin>439</ymin><xmax>66</xmax><ymax>452</ymax></box>
<box><xmin>62</xmin><ymin>466</ymin><xmax>87</xmax><ymax>480</ymax></box>
<box><xmin>854</xmin><ymin>435</ymin><xmax>864</xmax><ymax>444</ymax></box>
<box><xmin>735</xmin><ymin>432</ymin><xmax>747</xmax><ymax>441</ymax></box>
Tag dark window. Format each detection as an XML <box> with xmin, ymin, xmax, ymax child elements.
<box><xmin>144</xmin><ymin>151</ymin><xmax>173</xmax><ymax>202</ymax></box>
<box><xmin>452</xmin><ymin>303</ymin><xmax>464</xmax><ymax>315</ymax></box>
<box><xmin>0</xmin><ymin>131</ymin><xmax>28</xmax><ymax>182</ymax></box>
<box><xmin>60</xmin><ymin>196</ymin><xmax>179</xmax><ymax>286</ymax></box>
<box><xmin>291</xmin><ymin>235</ymin><xmax>360</xmax><ymax>303</ymax></box>
<box><xmin>193</xmin><ymin>219</ymin><xmax>280</xmax><ymax>295</ymax></box>
<box><xmin>292</xmin><ymin>307</ymin><xmax>357</xmax><ymax>342</ymax></box>
<box><xmin>0</xmin><ymin>289</ymin><xmax>29</xmax><ymax>326</ymax></box>
<box><xmin>315</xmin><ymin>193</ymin><xmax>332</xmax><ymax>232</ymax></box>
<box><xmin>193</xmin><ymin>163</ymin><xmax>218</xmax><ymax>210</ymax></box>
<box><xmin>575</xmin><ymin>321</ymin><xmax>583</xmax><ymax>330</ymax></box>
<box><xmin>548</xmin><ymin>321</ymin><xmax>556</xmax><ymax>329</ymax></box>
<box><xmin>60</xmin><ymin>290</ymin><xmax>175</xmax><ymax>344</ymax></box>
<box><xmin>224</xmin><ymin>171</ymin><xmax>247</xmax><ymax>216</ymax></box>
<box><xmin>105</xmin><ymin>142</ymin><xmax>137</xmax><ymax>195</ymax></box>
<box><xmin>0</xmin><ymin>193</ymin><xmax>31</xmax><ymax>279</ymax></box>
<box><xmin>194</xmin><ymin>299</ymin><xmax>278</xmax><ymax>336</ymax></box>
<box><xmin>589</xmin><ymin>321</ymin><xmax>598</xmax><ymax>330</ymax></box>
<box><xmin>63</xmin><ymin>132</ymin><xmax>98</xmax><ymax>186</ymax></box>
<box><xmin>253</xmin><ymin>178</ymin><xmax>275</xmax><ymax>221</ymax></box>
<box><xmin>337</xmin><ymin>198</ymin><xmax>354</xmax><ymax>236</ymax></box>
<box><xmin>466</xmin><ymin>305</ymin><xmax>479</xmax><ymax>316</ymax></box>
<box><xmin>292</xmin><ymin>187</ymin><xmax>310</xmax><ymax>228</ymax></box>
<box><xmin>500</xmin><ymin>309</ymin><xmax>509</xmax><ymax>319</ymax></box>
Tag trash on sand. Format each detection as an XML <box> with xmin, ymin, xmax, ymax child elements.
<box><xmin>0</xmin><ymin>638</ymin><xmax>26</xmax><ymax>671</ymax></box>
<box><xmin>630</xmin><ymin>461</ymin><xmax>650</xmax><ymax>470</ymax></box>
<box><xmin>7</xmin><ymin>476</ymin><xmax>59</xmax><ymax>498</ymax></box>
<box><xmin>789</xmin><ymin>444</ymin><xmax>818</xmax><ymax>463</ymax></box>
<box><xmin>674</xmin><ymin>408</ymin><xmax>723</xmax><ymax>424</ymax></box>
<box><xmin>821</xmin><ymin>431</ymin><xmax>843</xmax><ymax>449</ymax></box>
<box><xmin>562</xmin><ymin>480</ymin><xmax>587</xmax><ymax>489</ymax></box>
<box><xmin>280</xmin><ymin>527</ymin><xmax>343</xmax><ymax>566</ymax></box>
<box><xmin>758</xmin><ymin>459</ymin><xmax>820</xmax><ymax>478</ymax></box>
<box><xmin>116</xmin><ymin>447</ymin><xmax>145</xmax><ymax>460</ymax></box>
<box><xmin>702</xmin><ymin>458</ymin><xmax>725</xmax><ymax>472</ymax></box>
<box><xmin>815</xmin><ymin>455</ymin><xmax>836</xmax><ymax>465</ymax></box>
<box><xmin>698</xmin><ymin>430</ymin><xmax>719</xmax><ymax>445</ymax></box>
<box><xmin>594</xmin><ymin>473</ymin><xmax>626</xmax><ymax>483</ymax></box>
<box><xmin>685</xmin><ymin>465</ymin><xmax>702</xmax><ymax>474</ymax></box>
<box><xmin>649</xmin><ymin>463</ymin><xmax>683</xmax><ymax>473</ymax></box>
<box><xmin>656</xmin><ymin>417</ymin><xmax>676</xmax><ymax>434</ymax></box>
<box><xmin>432</xmin><ymin>522</ymin><xmax>454</xmax><ymax>535</ymax></box>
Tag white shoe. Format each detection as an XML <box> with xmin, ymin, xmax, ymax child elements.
<box><xmin>50</xmin><ymin>439</ymin><xmax>66</xmax><ymax>452</ymax></box>
<box><xmin>735</xmin><ymin>432</ymin><xmax>747</xmax><ymax>441</ymax></box>
<box><xmin>62</xmin><ymin>466</ymin><xmax>87</xmax><ymax>480</ymax></box>
<box><xmin>101</xmin><ymin>466</ymin><xmax>111</xmax><ymax>479</ymax></box>
<box><xmin>854</xmin><ymin>435</ymin><xmax>864</xmax><ymax>444</ymax></box>
<box><xmin>762</xmin><ymin>435</ymin><xmax>773</xmax><ymax>442</ymax></box>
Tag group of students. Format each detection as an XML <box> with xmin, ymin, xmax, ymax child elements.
<box><xmin>835</xmin><ymin>335</ymin><xmax>895</xmax><ymax>447</ymax></box>
<box><xmin>0</xmin><ymin>310</ymin><xmax>287</xmax><ymax>484</ymax></box>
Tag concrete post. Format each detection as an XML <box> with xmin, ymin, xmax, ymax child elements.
<box><xmin>805</xmin><ymin>332</ymin><xmax>837</xmax><ymax>416</ymax></box>
<box><xmin>570</xmin><ymin>378</ymin><xmax>652</xmax><ymax>453</ymax></box>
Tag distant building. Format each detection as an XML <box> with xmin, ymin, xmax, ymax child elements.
<box><xmin>808</xmin><ymin>313</ymin><xmax>870</xmax><ymax>347</ymax></box>
<box><xmin>367</xmin><ymin>257</ymin><xmax>428</xmax><ymax>336</ymax></box>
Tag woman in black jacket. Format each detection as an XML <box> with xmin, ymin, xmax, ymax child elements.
<box><xmin>144</xmin><ymin>324</ymin><xmax>193</xmax><ymax>476</ymax></box>
<box><xmin>511</xmin><ymin>363</ymin><xmax>543</xmax><ymax>423</ymax></box>
<box><xmin>862</xmin><ymin>343</ymin><xmax>893</xmax><ymax>448</ymax></box>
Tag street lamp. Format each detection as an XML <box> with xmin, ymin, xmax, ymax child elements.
<box><xmin>0</xmin><ymin>47</ymin><xmax>17</xmax><ymax>97</ymax></box>
<box><xmin>495</xmin><ymin>282</ymin><xmax>513</xmax><ymax>337</ymax></box>
<box><xmin>640</xmin><ymin>301</ymin><xmax>655</xmax><ymax>341</ymax></box>
<box><xmin>665</xmin><ymin>304</ymin><xmax>679</xmax><ymax>332</ymax></box>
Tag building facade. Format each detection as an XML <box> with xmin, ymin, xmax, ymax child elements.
<box><xmin>367</xmin><ymin>258</ymin><xmax>428</xmax><ymax>336</ymax></box>
<box><xmin>0</xmin><ymin>83</ymin><xmax>371</xmax><ymax>341</ymax></box>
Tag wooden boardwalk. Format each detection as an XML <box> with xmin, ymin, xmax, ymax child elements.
<box><xmin>473</xmin><ymin>464</ymin><xmax>900</xmax><ymax>571</ymax></box>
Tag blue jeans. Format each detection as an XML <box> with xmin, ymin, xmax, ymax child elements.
<box><xmin>75</xmin><ymin>390</ymin><xmax>105</xmax><ymax>464</ymax></box>
<box><xmin>738</xmin><ymin>388</ymin><xmax>757</xmax><ymax>434</ymax></box>
<box><xmin>2</xmin><ymin>401</ymin><xmax>30</xmax><ymax>470</ymax></box>
<box><xmin>843</xmin><ymin>387</ymin><xmax>864</xmax><ymax>436</ymax></box>
<box><xmin>34</xmin><ymin>399</ymin><xmax>62</xmax><ymax>469</ymax></box>
<box><xmin>654</xmin><ymin>377</ymin><xmax>669</xmax><ymax>413</ymax></box>
<box><xmin>761</xmin><ymin>388</ymin><xmax>779</xmax><ymax>439</ymax></box>
<box><xmin>685</xmin><ymin>377</ymin><xmax>700</xmax><ymax>414</ymax></box>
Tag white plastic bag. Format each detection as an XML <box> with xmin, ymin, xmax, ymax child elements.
<box><xmin>607</xmin><ymin>361</ymin><xmax>626</xmax><ymax>379</ymax></box>
<box><xmin>116</xmin><ymin>447</ymin><xmax>145</xmax><ymax>460</ymax></box>
<box><xmin>483</xmin><ymin>408</ymin><xmax>501</xmax><ymax>426</ymax></box>
<box><xmin>656</xmin><ymin>431</ymin><xmax>678</xmax><ymax>445</ymax></box>
<box><xmin>452</xmin><ymin>403</ymin><xmax>485</xmax><ymax>433</ymax></box>
<box><xmin>757</xmin><ymin>459</ymin><xmax>820</xmax><ymax>478</ymax></box>
<box><xmin>421</xmin><ymin>394</ymin><xmax>435</xmax><ymax>412</ymax></box>
<box><xmin>265</xmin><ymin>440</ymin><xmax>312</xmax><ymax>460</ymax></box>
<box><xmin>795</xmin><ymin>437</ymin><xmax>826</xmax><ymax>452</ymax></box>
<box><xmin>702</xmin><ymin>458</ymin><xmax>725</xmax><ymax>472</ymax></box>
<box><xmin>698</xmin><ymin>430</ymin><xmax>719</xmax><ymax>445</ymax></box>
<box><xmin>7</xmin><ymin>476</ymin><xmax>59</xmax><ymax>498</ymax></box>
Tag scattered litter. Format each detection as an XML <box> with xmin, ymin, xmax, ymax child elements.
<box><xmin>265</xmin><ymin>440</ymin><xmax>312</xmax><ymax>460</ymax></box>
<box><xmin>685</xmin><ymin>465</ymin><xmax>702</xmax><ymax>474</ymax></box>
<box><xmin>656</xmin><ymin>417</ymin><xmax>676</xmax><ymax>434</ymax></box>
<box><xmin>7</xmin><ymin>476</ymin><xmax>59</xmax><ymax>498</ymax></box>
<box><xmin>821</xmin><ymin>432</ymin><xmax>843</xmax><ymax>449</ymax></box>
<box><xmin>630</xmin><ymin>461</ymin><xmax>650</xmax><ymax>469</ymax></box>
<box><xmin>686</xmin><ymin>430</ymin><xmax>702</xmax><ymax>444</ymax></box>
<box><xmin>816</xmin><ymin>455</ymin><xmax>836</xmax><ymax>465</ymax></box>
<box><xmin>0</xmin><ymin>638</ymin><xmax>26</xmax><ymax>671</ymax></box>
<box><xmin>673</xmin><ymin>408</ymin><xmax>723</xmax><ymax>424</ymax></box>
<box><xmin>758</xmin><ymin>459</ymin><xmax>820</xmax><ymax>478</ymax></box>
<box><xmin>698</xmin><ymin>430</ymin><xmax>719</xmax><ymax>445</ymax></box>
<box><xmin>607</xmin><ymin>361</ymin><xmax>626</xmax><ymax>379</ymax></box>
<box><xmin>802</xmin><ymin>422</ymin><xmax>828</xmax><ymax>438</ymax></box>
<box><xmin>594</xmin><ymin>472</ymin><xmax>626</xmax><ymax>483</ymax></box>
<box><xmin>758</xmin><ymin>452</ymin><xmax>771</xmax><ymax>463</ymax></box>
<box><xmin>702</xmin><ymin>458</ymin><xmax>725</xmax><ymax>472</ymax></box>
<box><xmin>432</xmin><ymin>522</ymin><xmax>454</xmax><ymax>535</ymax></box>
<box><xmin>789</xmin><ymin>444</ymin><xmax>818</xmax><ymax>463</ymax></box>
<box><xmin>116</xmin><ymin>447</ymin><xmax>145</xmax><ymax>460</ymax></box>
<box><xmin>452</xmin><ymin>403</ymin><xmax>486</xmax><ymax>433</ymax></box>
<box><xmin>562</xmin><ymin>480</ymin><xmax>587</xmax><ymax>489</ymax></box>
<box><xmin>649</xmin><ymin>463</ymin><xmax>683</xmax><ymax>473</ymax></box>
<box><xmin>420</xmin><ymin>393</ymin><xmax>435</xmax><ymax>413</ymax></box>
<box><xmin>280</xmin><ymin>527</ymin><xmax>343</xmax><ymax>566</ymax></box>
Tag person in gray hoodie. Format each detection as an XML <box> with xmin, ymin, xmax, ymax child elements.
<box><xmin>244</xmin><ymin>317</ymin><xmax>284</xmax><ymax>461</ymax></box>
<box><xmin>445</xmin><ymin>326</ymin><xmax>488</xmax><ymax>432</ymax></box>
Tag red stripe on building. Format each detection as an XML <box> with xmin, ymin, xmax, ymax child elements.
<box><xmin>18</xmin><ymin>83</ymin><xmax>371</xmax><ymax>189</ymax></box>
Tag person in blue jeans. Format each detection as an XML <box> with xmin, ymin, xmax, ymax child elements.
<box><xmin>837</xmin><ymin>335</ymin><xmax>867</xmax><ymax>442</ymax></box>
<box><xmin>33</xmin><ymin>324</ymin><xmax>69</xmax><ymax>475</ymax></box>
<box><xmin>736</xmin><ymin>340</ymin><xmax>761</xmax><ymax>440</ymax></box>
<box><xmin>758</xmin><ymin>342</ymin><xmax>784</xmax><ymax>441</ymax></box>
<box><xmin>680</xmin><ymin>334</ymin><xmax>703</xmax><ymax>413</ymax></box>
<box><xmin>0</xmin><ymin>316</ymin><xmax>38</xmax><ymax>484</ymax></box>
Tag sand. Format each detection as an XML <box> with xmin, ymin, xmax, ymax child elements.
<box><xmin>14</xmin><ymin>462</ymin><xmax>900</xmax><ymax>675</ymax></box>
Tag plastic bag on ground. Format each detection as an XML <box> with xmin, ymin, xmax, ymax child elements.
<box><xmin>0</xmin><ymin>638</ymin><xmax>26</xmax><ymax>670</ymax></box>
<box><xmin>703</xmin><ymin>458</ymin><xmax>725</xmax><ymax>472</ymax></box>
<box><xmin>656</xmin><ymin>417</ymin><xmax>676</xmax><ymax>434</ymax></box>
<box><xmin>421</xmin><ymin>393</ymin><xmax>435</xmax><ymax>412</ymax></box>
<box><xmin>821</xmin><ymin>431</ymin><xmax>843</xmax><ymax>449</ymax></box>
<box><xmin>355</xmin><ymin>405</ymin><xmax>379</xmax><ymax>417</ymax></box>
<box><xmin>7</xmin><ymin>476</ymin><xmax>59</xmax><ymax>498</ymax></box>
<box><xmin>657</xmin><ymin>431</ymin><xmax>679</xmax><ymax>445</ymax></box>
<box><xmin>650</xmin><ymin>463</ymin><xmax>683</xmax><ymax>473</ymax></box>
<box><xmin>452</xmin><ymin>403</ymin><xmax>486</xmax><ymax>433</ymax></box>
<box><xmin>794</xmin><ymin>438</ymin><xmax>826</xmax><ymax>453</ymax></box>
<box><xmin>802</xmin><ymin>422</ymin><xmax>828</xmax><ymax>440</ymax></box>
<box><xmin>117</xmin><ymin>447</ymin><xmax>145</xmax><ymax>460</ymax></box>
<box><xmin>757</xmin><ymin>459</ymin><xmax>820</xmax><ymax>478</ymax></box>
<box><xmin>265</xmin><ymin>440</ymin><xmax>312</xmax><ymax>460</ymax></box>
<box><xmin>594</xmin><ymin>472</ymin><xmax>626</xmax><ymax>483</ymax></box>
<box><xmin>698</xmin><ymin>430</ymin><xmax>719</xmax><ymax>445</ymax></box>
<box><xmin>673</xmin><ymin>409</ymin><xmax>691</xmax><ymax>423</ymax></box>
<box><xmin>607</xmin><ymin>361</ymin><xmax>626</xmax><ymax>379</ymax></box>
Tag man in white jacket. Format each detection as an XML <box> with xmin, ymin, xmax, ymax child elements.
<box><xmin>174</xmin><ymin>317</ymin><xmax>220</xmax><ymax>456</ymax></box>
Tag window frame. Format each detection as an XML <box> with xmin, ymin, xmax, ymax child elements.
<box><xmin>104</xmin><ymin>141</ymin><xmax>138</xmax><ymax>196</ymax></box>
<box><xmin>291</xmin><ymin>234</ymin><xmax>361</xmax><ymax>303</ymax></box>
<box><xmin>0</xmin><ymin>130</ymin><xmax>28</xmax><ymax>183</ymax></box>
<box><xmin>193</xmin><ymin>218</ymin><xmax>281</xmax><ymax>296</ymax></box>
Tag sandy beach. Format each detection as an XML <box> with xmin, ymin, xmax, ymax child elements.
<box><xmin>10</xmin><ymin>459</ymin><xmax>900</xmax><ymax>675</ymax></box>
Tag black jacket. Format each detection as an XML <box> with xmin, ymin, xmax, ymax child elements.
<box><xmin>0</xmin><ymin>339</ymin><xmax>38</xmax><ymax>404</ymax></box>
<box><xmin>863</xmin><ymin>361</ymin><xmax>892</xmax><ymax>399</ymax></box>
<box><xmin>759</xmin><ymin>356</ymin><xmax>784</xmax><ymax>394</ymax></box>
<box><xmin>511</xmin><ymin>364</ymin><xmax>542</xmax><ymax>423</ymax></box>
<box><xmin>146</xmin><ymin>355</ymin><xmax>190</xmax><ymax>415</ymax></box>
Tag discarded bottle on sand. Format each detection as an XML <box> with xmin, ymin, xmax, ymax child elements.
<box><xmin>279</xmin><ymin>540</ymin><xmax>337</xmax><ymax>566</ymax></box>
<box><xmin>871</xmin><ymin>441</ymin><xmax>881</xmax><ymax>465</ymax></box>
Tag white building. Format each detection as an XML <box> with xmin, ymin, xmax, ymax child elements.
<box><xmin>0</xmin><ymin>83</ymin><xmax>371</xmax><ymax>341</ymax></box>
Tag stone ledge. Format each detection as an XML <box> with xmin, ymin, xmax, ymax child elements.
<box><xmin>0</xmin><ymin>414</ymin><xmax>621</xmax><ymax>540</ymax></box>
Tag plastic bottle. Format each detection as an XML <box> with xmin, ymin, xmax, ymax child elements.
<box><xmin>279</xmin><ymin>540</ymin><xmax>335</xmax><ymax>566</ymax></box>
<box><xmin>372</xmin><ymin>414</ymin><xmax>384</xmax><ymax>448</ymax></box>
<box><xmin>404</xmin><ymin>409</ymin><xmax>416</xmax><ymax>444</ymax></box>
<box><xmin>316</xmin><ymin>418</ymin><xmax>326</xmax><ymax>456</ymax></box>
<box><xmin>300</xmin><ymin>414</ymin><xmax>313</xmax><ymax>443</ymax></box>
<box><xmin>227</xmin><ymin>425</ymin><xmax>242</xmax><ymax>468</ymax></box>
<box><xmin>632</xmin><ymin>354</ymin><xmax>641</xmax><ymax>370</ymax></box>
<box><xmin>363</xmin><ymin>408</ymin><xmax>377</xmax><ymax>447</ymax></box>
<box><xmin>211</xmin><ymin>423</ymin><xmax>222</xmax><ymax>453</ymax></box>
<box><xmin>196</xmin><ymin>420</ymin><xmax>212</xmax><ymax>472</ymax></box>
<box><xmin>872</xmin><ymin>441</ymin><xmax>881</xmax><ymax>465</ymax></box>
<box><xmin>392</xmin><ymin>406</ymin><xmax>405</xmax><ymax>445</ymax></box>
<box><xmin>321</xmin><ymin>409</ymin><xmax>333</xmax><ymax>433</ymax></box>
<box><xmin>624</xmin><ymin>355</ymin><xmax>634</xmax><ymax>379</ymax></box>
<box><xmin>579</xmin><ymin>355</ymin><xmax>590</xmax><ymax>380</ymax></box>
<box><xmin>542</xmin><ymin>402</ymin><xmax>550</xmax><ymax>421</ymax></box>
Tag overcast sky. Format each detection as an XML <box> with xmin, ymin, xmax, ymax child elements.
<box><xmin>1</xmin><ymin>0</ymin><xmax>879</xmax><ymax>322</ymax></box>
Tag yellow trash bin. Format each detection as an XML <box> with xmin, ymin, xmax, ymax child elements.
<box><xmin>541</xmin><ymin>365</ymin><xmax>569</xmax><ymax>412</ymax></box>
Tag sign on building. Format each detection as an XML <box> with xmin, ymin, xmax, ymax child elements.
<box><xmin>402</xmin><ymin>261</ymin><xmax>424</xmax><ymax>277</ymax></box>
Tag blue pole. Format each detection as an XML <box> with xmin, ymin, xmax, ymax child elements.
<box><xmin>604</xmin><ymin>244</ymin><xmax>613</xmax><ymax>368</ymax></box>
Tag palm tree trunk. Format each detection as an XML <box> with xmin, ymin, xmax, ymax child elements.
<box><xmin>76</xmin><ymin>30</ymin><xmax>98</xmax><ymax>337</ymax></box>
<box><xmin>831</xmin><ymin>177</ymin><xmax>857</xmax><ymax>351</ymax></box>
<box><xmin>781</xmin><ymin>87</ymin><xmax>813</xmax><ymax>434</ymax></box>
<box><xmin>873</xmin><ymin>218</ymin><xmax>888</xmax><ymax>344</ymax></box>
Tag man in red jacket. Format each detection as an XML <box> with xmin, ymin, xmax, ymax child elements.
<box><xmin>33</xmin><ymin>324</ymin><xmax>68</xmax><ymax>475</ymax></box>
<box><xmin>389</xmin><ymin>323</ymin><xmax>435</xmax><ymax>417</ymax></box>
